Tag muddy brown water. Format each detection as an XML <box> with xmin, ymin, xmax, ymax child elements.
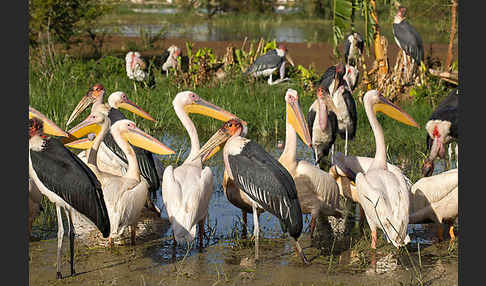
<box><xmin>29</xmin><ymin>134</ymin><xmax>458</xmax><ymax>285</ymax></box>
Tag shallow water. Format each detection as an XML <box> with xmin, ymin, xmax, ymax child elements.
<box><xmin>29</xmin><ymin>132</ymin><xmax>458</xmax><ymax>285</ymax></box>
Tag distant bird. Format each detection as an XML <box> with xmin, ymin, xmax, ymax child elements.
<box><xmin>393</xmin><ymin>6</ymin><xmax>424</xmax><ymax>70</ymax></box>
<box><xmin>162</xmin><ymin>91</ymin><xmax>242</xmax><ymax>248</ymax></box>
<box><xmin>278</xmin><ymin>89</ymin><xmax>342</xmax><ymax>239</ymax></box>
<box><xmin>161</xmin><ymin>45</ymin><xmax>182</xmax><ymax>76</ymax></box>
<box><xmin>422</xmin><ymin>88</ymin><xmax>458</xmax><ymax>176</ymax></box>
<box><xmin>125</xmin><ymin>51</ymin><xmax>156</xmax><ymax>88</ymax></box>
<box><xmin>343</xmin><ymin>90</ymin><xmax>419</xmax><ymax>250</ymax></box>
<box><xmin>66</xmin><ymin>86</ymin><xmax>163</xmax><ymax>214</ymax></box>
<box><xmin>29</xmin><ymin>108</ymin><xmax>110</xmax><ymax>279</ymax></box>
<box><xmin>344</xmin><ymin>32</ymin><xmax>364</xmax><ymax>67</ymax></box>
<box><xmin>409</xmin><ymin>168</ymin><xmax>458</xmax><ymax>246</ymax></box>
<box><xmin>196</xmin><ymin>118</ymin><xmax>309</xmax><ymax>264</ymax></box>
<box><xmin>68</xmin><ymin>111</ymin><xmax>174</xmax><ymax>246</ymax></box>
<box><xmin>307</xmin><ymin>87</ymin><xmax>338</xmax><ymax>168</ymax></box>
<box><xmin>244</xmin><ymin>44</ymin><xmax>295</xmax><ymax>85</ymax></box>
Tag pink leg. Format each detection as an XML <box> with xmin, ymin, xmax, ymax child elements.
<box><xmin>309</xmin><ymin>216</ymin><xmax>317</xmax><ymax>239</ymax></box>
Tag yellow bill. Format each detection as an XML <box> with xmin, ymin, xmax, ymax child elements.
<box><xmin>286</xmin><ymin>90</ymin><xmax>311</xmax><ymax>147</ymax></box>
<box><xmin>118</xmin><ymin>100</ymin><xmax>155</xmax><ymax>122</ymax></box>
<box><xmin>29</xmin><ymin>106</ymin><xmax>69</xmax><ymax>137</ymax></box>
<box><xmin>374</xmin><ymin>96</ymin><xmax>420</xmax><ymax>128</ymax></box>
<box><xmin>184</xmin><ymin>98</ymin><xmax>247</xmax><ymax>126</ymax></box>
<box><xmin>67</xmin><ymin>117</ymin><xmax>102</xmax><ymax>139</ymax></box>
<box><xmin>122</xmin><ymin>128</ymin><xmax>175</xmax><ymax>155</ymax></box>
<box><xmin>65</xmin><ymin>138</ymin><xmax>94</xmax><ymax>150</ymax></box>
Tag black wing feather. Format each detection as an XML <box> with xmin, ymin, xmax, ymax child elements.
<box><xmin>244</xmin><ymin>50</ymin><xmax>283</xmax><ymax>75</ymax></box>
<box><xmin>339</xmin><ymin>89</ymin><xmax>357</xmax><ymax>140</ymax></box>
<box><xmin>428</xmin><ymin>88</ymin><xmax>458</xmax><ymax>140</ymax></box>
<box><xmin>30</xmin><ymin>138</ymin><xmax>110</xmax><ymax>237</ymax></box>
<box><xmin>228</xmin><ymin>140</ymin><xmax>303</xmax><ymax>239</ymax></box>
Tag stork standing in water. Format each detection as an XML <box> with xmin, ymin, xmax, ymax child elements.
<box><xmin>278</xmin><ymin>89</ymin><xmax>343</xmax><ymax>239</ymax></box>
<box><xmin>162</xmin><ymin>91</ymin><xmax>243</xmax><ymax>248</ymax></box>
<box><xmin>344</xmin><ymin>32</ymin><xmax>364</xmax><ymax>67</ymax></box>
<box><xmin>422</xmin><ymin>88</ymin><xmax>458</xmax><ymax>176</ymax></box>
<box><xmin>244</xmin><ymin>44</ymin><xmax>295</xmax><ymax>85</ymax></box>
<box><xmin>392</xmin><ymin>6</ymin><xmax>424</xmax><ymax>78</ymax></box>
<box><xmin>66</xmin><ymin>85</ymin><xmax>163</xmax><ymax>214</ymax></box>
<box><xmin>196</xmin><ymin>118</ymin><xmax>309</xmax><ymax>264</ymax></box>
<box><xmin>29</xmin><ymin>108</ymin><xmax>111</xmax><ymax>279</ymax></box>
<box><xmin>68</xmin><ymin>111</ymin><xmax>175</xmax><ymax>246</ymax></box>
<box><xmin>345</xmin><ymin>90</ymin><xmax>419</xmax><ymax>251</ymax></box>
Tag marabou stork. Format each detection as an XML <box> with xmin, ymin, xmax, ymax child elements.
<box><xmin>307</xmin><ymin>87</ymin><xmax>339</xmax><ymax>168</ymax></box>
<box><xmin>244</xmin><ymin>44</ymin><xmax>295</xmax><ymax>85</ymax></box>
<box><xmin>316</xmin><ymin>63</ymin><xmax>358</xmax><ymax>157</ymax></box>
<box><xmin>162</xmin><ymin>91</ymin><xmax>243</xmax><ymax>248</ymax></box>
<box><xmin>28</xmin><ymin>109</ymin><xmax>111</xmax><ymax>279</ymax></box>
<box><xmin>392</xmin><ymin>6</ymin><xmax>424</xmax><ymax>73</ymax></box>
<box><xmin>278</xmin><ymin>89</ymin><xmax>343</xmax><ymax>239</ymax></box>
<box><xmin>66</xmin><ymin>85</ymin><xmax>163</xmax><ymax>214</ymax></box>
<box><xmin>196</xmin><ymin>118</ymin><xmax>309</xmax><ymax>264</ymax></box>
<box><xmin>422</xmin><ymin>88</ymin><xmax>459</xmax><ymax>176</ymax></box>
<box><xmin>347</xmin><ymin>90</ymin><xmax>419</xmax><ymax>250</ymax></box>
<box><xmin>409</xmin><ymin>168</ymin><xmax>458</xmax><ymax>246</ymax></box>
<box><xmin>344</xmin><ymin>32</ymin><xmax>364</xmax><ymax>67</ymax></box>
<box><xmin>67</xmin><ymin>111</ymin><xmax>175</xmax><ymax>246</ymax></box>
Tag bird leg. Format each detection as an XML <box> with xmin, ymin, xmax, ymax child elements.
<box><xmin>448</xmin><ymin>143</ymin><xmax>453</xmax><ymax>170</ymax></box>
<box><xmin>292</xmin><ymin>237</ymin><xmax>309</xmax><ymax>265</ymax></box>
<box><xmin>198</xmin><ymin>220</ymin><xmax>204</xmax><ymax>249</ymax></box>
<box><xmin>64</xmin><ymin>209</ymin><xmax>76</xmax><ymax>277</ymax></box>
<box><xmin>252</xmin><ymin>204</ymin><xmax>260</xmax><ymax>261</ymax></box>
<box><xmin>402</xmin><ymin>50</ymin><xmax>408</xmax><ymax>80</ymax></box>
<box><xmin>448</xmin><ymin>224</ymin><xmax>455</xmax><ymax>247</ymax></box>
<box><xmin>56</xmin><ymin>206</ymin><xmax>64</xmax><ymax>279</ymax></box>
<box><xmin>345</xmin><ymin>128</ymin><xmax>348</xmax><ymax>156</ymax></box>
<box><xmin>309</xmin><ymin>216</ymin><xmax>317</xmax><ymax>239</ymax></box>
<box><xmin>330</xmin><ymin>145</ymin><xmax>335</xmax><ymax>164</ymax></box>
<box><xmin>371</xmin><ymin>228</ymin><xmax>377</xmax><ymax>249</ymax></box>
<box><xmin>437</xmin><ymin>223</ymin><xmax>444</xmax><ymax>242</ymax></box>
<box><xmin>172</xmin><ymin>229</ymin><xmax>177</xmax><ymax>248</ymax></box>
<box><xmin>130</xmin><ymin>225</ymin><xmax>136</xmax><ymax>246</ymax></box>
<box><xmin>267</xmin><ymin>73</ymin><xmax>274</xmax><ymax>85</ymax></box>
<box><xmin>455</xmin><ymin>143</ymin><xmax>459</xmax><ymax>168</ymax></box>
<box><xmin>242</xmin><ymin>210</ymin><xmax>248</xmax><ymax>239</ymax></box>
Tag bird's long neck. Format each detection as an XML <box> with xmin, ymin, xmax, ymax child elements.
<box><xmin>175</xmin><ymin>104</ymin><xmax>201</xmax><ymax>166</ymax></box>
<box><xmin>88</xmin><ymin>118</ymin><xmax>110</xmax><ymax>177</ymax></box>
<box><xmin>364</xmin><ymin>101</ymin><xmax>387</xmax><ymax>170</ymax></box>
<box><xmin>112</xmin><ymin>129</ymin><xmax>140</xmax><ymax>181</ymax></box>
<box><xmin>279</xmin><ymin>114</ymin><xmax>298</xmax><ymax>172</ymax></box>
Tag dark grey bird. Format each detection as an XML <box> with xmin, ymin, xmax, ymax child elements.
<box><xmin>28</xmin><ymin>112</ymin><xmax>110</xmax><ymax>279</ymax></box>
<box><xmin>344</xmin><ymin>32</ymin><xmax>364</xmax><ymax>67</ymax></box>
<box><xmin>244</xmin><ymin>44</ymin><xmax>295</xmax><ymax>85</ymax></box>
<box><xmin>318</xmin><ymin>63</ymin><xmax>359</xmax><ymax>96</ymax></box>
<box><xmin>195</xmin><ymin>119</ymin><xmax>309</xmax><ymax>264</ymax></box>
<box><xmin>422</xmin><ymin>88</ymin><xmax>459</xmax><ymax>176</ymax></box>
<box><xmin>393</xmin><ymin>6</ymin><xmax>424</xmax><ymax>67</ymax></box>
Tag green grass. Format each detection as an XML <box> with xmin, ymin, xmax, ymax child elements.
<box><xmin>29</xmin><ymin>53</ymin><xmax>453</xmax><ymax>233</ymax></box>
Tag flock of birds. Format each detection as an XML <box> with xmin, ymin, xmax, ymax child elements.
<box><xmin>29</xmin><ymin>6</ymin><xmax>458</xmax><ymax>280</ymax></box>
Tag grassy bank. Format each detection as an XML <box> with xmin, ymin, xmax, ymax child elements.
<box><xmin>29</xmin><ymin>54</ymin><xmax>453</xmax><ymax>233</ymax></box>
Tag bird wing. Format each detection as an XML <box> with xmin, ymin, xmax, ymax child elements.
<box><xmin>428</xmin><ymin>89</ymin><xmax>458</xmax><ymax>139</ymax></box>
<box><xmin>29</xmin><ymin>138</ymin><xmax>111</xmax><ymax>238</ymax></box>
<box><xmin>295</xmin><ymin>161</ymin><xmax>341</xmax><ymax>211</ymax></box>
<box><xmin>228</xmin><ymin>140</ymin><xmax>303</xmax><ymax>238</ymax></box>
<box><xmin>318</xmin><ymin>65</ymin><xmax>336</xmax><ymax>91</ymax></box>
<box><xmin>342</xmin><ymin>88</ymin><xmax>358</xmax><ymax>139</ymax></box>
<box><xmin>357</xmin><ymin>170</ymin><xmax>410</xmax><ymax>247</ymax></box>
<box><xmin>161</xmin><ymin>165</ymin><xmax>182</xmax><ymax>221</ymax></box>
<box><xmin>411</xmin><ymin>169</ymin><xmax>458</xmax><ymax>203</ymax></box>
<box><xmin>393</xmin><ymin>21</ymin><xmax>424</xmax><ymax>63</ymax></box>
<box><xmin>244</xmin><ymin>50</ymin><xmax>283</xmax><ymax>75</ymax></box>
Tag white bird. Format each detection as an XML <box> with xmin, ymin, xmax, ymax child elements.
<box><xmin>162</xmin><ymin>91</ymin><xmax>242</xmax><ymax>247</ymax></box>
<box><xmin>348</xmin><ymin>90</ymin><xmax>419</xmax><ymax>250</ymax></box>
<box><xmin>67</xmin><ymin>111</ymin><xmax>175</xmax><ymax>246</ymax></box>
<box><xmin>409</xmin><ymin>168</ymin><xmax>458</xmax><ymax>245</ymax></box>
<box><xmin>278</xmin><ymin>89</ymin><xmax>342</xmax><ymax>239</ymax></box>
